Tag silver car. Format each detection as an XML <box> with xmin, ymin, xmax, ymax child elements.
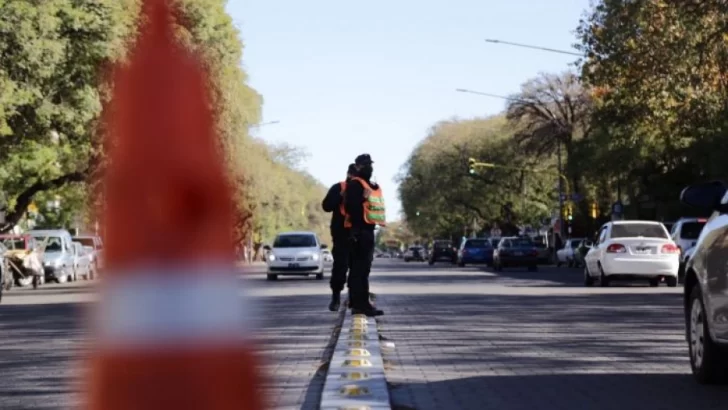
<box><xmin>680</xmin><ymin>181</ymin><xmax>728</xmax><ymax>383</ymax></box>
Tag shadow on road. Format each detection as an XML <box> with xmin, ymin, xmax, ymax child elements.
<box><xmin>376</xmin><ymin>292</ymin><xmax>711</xmax><ymax>410</ymax></box>
<box><xmin>389</xmin><ymin>373</ymin><xmax>728</xmax><ymax>410</ymax></box>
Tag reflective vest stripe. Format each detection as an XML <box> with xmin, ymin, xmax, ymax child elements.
<box><xmin>338</xmin><ymin>181</ymin><xmax>347</xmax><ymax>216</ymax></box>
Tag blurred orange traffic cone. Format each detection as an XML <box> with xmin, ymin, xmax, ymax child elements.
<box><xmin>86</xmin><ymin>0</ymin><xmax>266</xmax><ymax>409</ymax></box>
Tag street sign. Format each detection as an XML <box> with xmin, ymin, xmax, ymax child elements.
<box><xmin>612</xmin><ymin>201</ymin><xmax>623</xmax><ymax>215</ymax></box>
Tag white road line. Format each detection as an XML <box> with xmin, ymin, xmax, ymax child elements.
<box><xmin>319</xmin><ymin>311</ymin><xmax>391</xmax><ymax>410</ymax></box>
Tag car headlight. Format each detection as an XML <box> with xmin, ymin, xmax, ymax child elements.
<box><xmin>312</xmin><ymin>253</ymin><xmax>320</xmax><ymax>261</ymax></box>
<box><xmin>268</xmin><ymin>254</ymin><xmax>275</xmax><ymax>261</ymax></box>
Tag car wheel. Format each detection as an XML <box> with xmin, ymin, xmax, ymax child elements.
<box><xmin>584</xmin><ymin>266</ymin><xmax>594</xmax><ymax>287</ymax></box>
<box><xmin>599</xmin><ymin>264</ymin><xmax>609</xmax><ymax>287</ymax></box>
<box><xmin>556</xmin><ymin>261</ymin><xmax>562</xmax><ymax>267</ymax></box>
<box><xmin>649</xmin><ymin>278</ymin><xmax>660</xmax><ymax>287</ymax></box>
<box><xmin>316</xmin><ymin>272</ymin><xmax>324</xmax><ymax>280</ymax></box>
<box><xmin>688</xmin><ymin>285</ymin><xmax>728</xmax><ymax>384</ymax></box>
<box><xmin>428</xmin><ymin>260</ymin><xmax>434</xmax><ymax>266</ymax></box>
<box><xmin>528</xmin><ymin>265</ymin><xmax>538</xmax><ymax>272</ymax></box>
<box><xmin>667</xmin><ymin>276</ymin><xmax>678</xmax><ymax>287</ymax></box>
<box><xmin>458</xmin><ymin>260</ymin><xmax>465</xmax><ymax>267</ymax></box>
<box><xmin>567</xmin><ymin>259</ymin><xmax>574</xmax><ymax>268</ymax></box>
<box><xmin>266</xmin><ymin>274</ymin><xmax>277</xmax><ymax>281</ymax></box>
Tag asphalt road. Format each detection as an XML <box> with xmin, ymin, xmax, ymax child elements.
<box><xmin>1</xmin><ymin>259</ymin><xmax>727</xmax><ymax>410</ymax></box>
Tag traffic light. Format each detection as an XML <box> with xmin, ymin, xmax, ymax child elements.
<box><xmin>468</xmin><ymin>158</ymin><xmax>476</xmax><ymax>174</ymax></box>
<box><xmin>590</xmin><ymin>202</ymin><xmax>598</xmax><ymax>219</ymax></box>
<box><xmin>563</xmin><ymin>203</ymin><xmax>573</xmax><ymax>221</ymax></box>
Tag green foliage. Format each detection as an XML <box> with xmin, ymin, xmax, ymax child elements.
<box><xmin>0</xmin><ymin>0</ymin><xmax>331</xmax><ymax>244</ymax></box>
<box><xmin>397</xmin><ymin>116</ymin><xmax>555</xmax><ymax>239</ymax></box>
<box><xmin>576</xmin><ymin>0</ymin><xmax>728</xmax><ymax>220</ymax></box>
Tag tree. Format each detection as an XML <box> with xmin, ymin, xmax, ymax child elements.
<box><xmin>398</xmin><ymin>116</ymin><xmax>556</xmax><ymax>239</ymax></box>
<box><xmin>0</xmin><ymin>0</ymin><xmax>139</xmax><ymax>232</ymax></box>
<box><xmin>576</xmin><ymin>0</ymin><xmax>728</xmax><ymax>220</ymax></box>
<box><xmin>505</xmin><ymin>71</ymin><xmax>592</xmax><ymax>198</ymax></box>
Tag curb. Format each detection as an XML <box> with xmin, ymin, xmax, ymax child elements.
<box><xmin>319</xmin><ymin>310</ymin><xmax>392</xmax><ymax>410</ymax></box>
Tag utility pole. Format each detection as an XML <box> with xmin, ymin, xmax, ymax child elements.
<box><xmin>557</xmin><ymin>139</ymin><xmax>565</xmax><ymax>243</ymax></box>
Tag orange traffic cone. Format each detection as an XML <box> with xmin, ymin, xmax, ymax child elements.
<box><xmin>86</xmin><ymin>0</ymin><xmax>266</xmax><ymax>409</ymax></box>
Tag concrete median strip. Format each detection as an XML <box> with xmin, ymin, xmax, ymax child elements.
<box><xmin>319</xmin><ymin>312</ymin><xmax>391</xmax><ymax>410</ymax></box>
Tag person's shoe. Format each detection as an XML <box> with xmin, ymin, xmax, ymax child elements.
<box><xmin>352</xmin><ymin>307</ymin><xmax>384</xmax><ymax>317</ymax></box>
<box><xmin>328</xmin><ymin>292</ymin><xmax>341</xmax><ymax>312</ymax></box>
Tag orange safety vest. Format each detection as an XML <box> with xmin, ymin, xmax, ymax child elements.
<box><xmin>344</xmin><ymin>177</ymin><xmax>386</xmax><ymax>228</ymax></box>
<box><xmin>339</xmin><ymin>181</ymin><xmax>347</xmax><ymax>216</ymax></box>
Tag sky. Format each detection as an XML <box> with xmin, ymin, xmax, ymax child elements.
<box><xmin>226</xmin><ymin>0</ymin><xmax>592</xmax><ymax>221</ymax></box>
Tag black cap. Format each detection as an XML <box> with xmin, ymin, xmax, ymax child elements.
<box><xmin>355</xmin><ymin>154</ymin><xmax>373</xmax><ymax>166</ymax></box>
<box><xmin>347</xmin><ymin>163</ymin><xmax>357</xmax><ymax>174</ymax></box>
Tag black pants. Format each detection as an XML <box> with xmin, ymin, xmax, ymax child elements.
<box><xmin>349</xmin><ymin>229</ymin><xmax>375</xmax><ymax>310</ymax></box>
<box><xmin>330</xmin><ymin>231</ymin><xmax>351</xmax><ymax>293</ymax></box>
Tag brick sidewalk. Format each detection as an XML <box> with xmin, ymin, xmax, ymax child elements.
<box><xmin>374</xmin><ymin>289</ymin><xmax>728</xmax><ymax>410</ymax></box>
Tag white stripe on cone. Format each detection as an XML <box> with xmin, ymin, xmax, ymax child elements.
<box><xmin>95</xmin><ymin>268</ymin><xmax>254</xmax><ymax>347</ymax></box>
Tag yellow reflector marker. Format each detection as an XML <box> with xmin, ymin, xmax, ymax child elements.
<box><xmin>339</xmin><ymin>384</ymin><xmax>370</xmax><ymax>396</ymax></box>
<box><xmin>348</xmin><ymin>341</ymin><xmax>367</xmax><ymax>348</ymax></box>
<box><xmin>347</xmin><ymin>348</ymin><xmax>371</xmax><ymax>357</ymax></box>
<box><xmin>350</xmin><ymin>324</ymin><xmax>367</xmax><ymax>331</ymax></box>
<box><xmin>340</xmin><ymin>372</ymin><xmax>370</xmax><ymax>380</ymax></box>
<box><xmin>343</xmin><ymin>359</ymin><xmax>372</xmax><ymax>367</ymax></box>
<box><xmin>348</xmin><ymin>334</ymin><xmax>368</xmax><ymax>340</ymax></box>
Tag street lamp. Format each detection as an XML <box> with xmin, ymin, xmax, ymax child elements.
<box><xmin>484</xmin><ymin>38</ymin><xmax>582</xmax><ymax>57</ymax></box>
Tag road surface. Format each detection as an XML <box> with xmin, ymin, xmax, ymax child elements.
<box><xmin>1</xmin><ymin>259</ymin><xmax>727</xmax><ymax>409</ymax></box>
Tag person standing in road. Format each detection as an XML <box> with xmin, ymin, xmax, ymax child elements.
<box><xmin>345</xmin><ymin>154</ymin><xmax>386</xmax><ymax>317</ymax></box>
<box><xmin>321</xmin><ymin>164</ymin><xmax>358</xmax><ymax>311</ymax></box>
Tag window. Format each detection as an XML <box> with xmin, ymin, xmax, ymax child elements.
<box><xmin>597</xmin><ymin>227</ymin><xmax>608</xmax><ymax>244</ymax></box>
<box><xmin>75</xmin><ymin>238</ymin><xmax>96</xmax><ymax>248</ymax></box>
<box><xmin>43</xmin><ymin>237</ymin><xmax>64</xmax><ymax>252</ymax></box>
<box><xmin>464</xmin><ymin>239</ymin><xmax>490</xmax><ymax>248</ymax></box>
<box><xmin>434</xmin><ymin>241</ymin><xmax>452</xmax><ymax>249</ymax></box>
<box><xmin>679</xmin><ymin>222</ymin><xmax>706</xmax><ymax>240</ymax></box>
<box><xmin>273</xmin><ymin>234</ymin><xmax>317</xmax><ymax>248</ymax></box>
<box><xmin>512</xmin><ymin>238</ymin><xmax>534</xmax><ymax>247</ymax></box>
<box><xmin>610</xmin><ymin>223</ymin><xmax>668</xmax><ymax>239</ymax></box>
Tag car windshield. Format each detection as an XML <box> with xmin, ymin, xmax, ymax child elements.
<box><xmin>273</xmin><ymin>234</ymin><xmax>316</xmax><ymax>248</ymax></box>
<box><xmin>42</xmin><ymin>237</ymin><xmax>64</xmax><ymax>251</ymax></box>
<box><xmin>1</xmin><ymin>238</ymin><xmax>25</xmax><ymax>250</ymax></box>
<box><xmin>680</xmin><ymin>222</ymin><xmax>705</xmax><ymax>240</ymax></box>
<box><xmin>75</xmin><ymin>238</ymin><xmax>95</xmax><ymax>247</ymax></box>
<box><xmin>610</xmin><ymin>223</ymin><xmax>668</xmax><ymax>239</ymax></box>
<box><xmin>434</xmin><ymin>241</ymin><xmax>452</xmax><ymax>249</ymax></box>
<box><xmin>512</xmin><ymin>238</ymin><xmax>534</xmax><ymax>247</ymax></box>
<box><xmin>465</xmin><ymin>239</ymin><xmax>490</xmax><ymax>248</ymax></box>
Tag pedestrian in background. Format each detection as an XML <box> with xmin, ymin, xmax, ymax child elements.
<box><xmin>321</xmin><ymin>164</ymin><xmax>357</xmax><ymax>311</ymax></box>
<box><xmin>345</xmin><ymin>154</ymin><xmax>386</xmax><ymax>317</ymax></box>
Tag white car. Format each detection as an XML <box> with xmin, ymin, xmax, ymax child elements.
<box><xmin>403</xmin><ymin>246</ymin><xmax>425</xmax><ymax>262</ymax></box>
<box><xmin>322</xmin><ymin>249</ymin><xmax>333</xmax><ymax>263</ymax></box>
<box><xmin>584</xmin><ymin>220</ymin><xmax>680</xmax><ymax>287</ymax></box>
<box><xmin>264</xmin><ymin>231</ymin><xmax>324</xmax><ymax>281</ymax></box>
<box><xmin>556</xmin><ymin>238</ymin><xmax>585</xmax><ymax>268</ymax></box>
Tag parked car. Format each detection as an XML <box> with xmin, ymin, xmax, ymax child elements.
<box><xmin>556</xmin><ymin>238</ymin><xmax>585</xmax><ymax>268</ymax></box>
<box><xmin>322</xmin><ymin>249</ymin><xmax>333</xmax><ymax>263</ymax></box>
<box><xmin>1</xmin><ymin>234</ymin><xmax>44</xmax><ymax>287</ymax></box>
<box><xmin>429</xmin><ymin>240</ymin><xmax>456</xmax><ymax>265</ymax></box>
<box><xmin>670</xmin><ymin>218</ymin><xmax>707</xmax><ymax>281</ymax></box>
<box><xmin>492</xmin><ymin>237</ymin><xmax>539</xmax><ymax>272</ymax></box>
<box><xmin>28</xmin><ymin>229</ymin><xmax>78</xmax><ymax>283</ymax></box>
<box><xmin>71</xmin><ymin>242</ymin><xmax>94</xmax><ymax>280</ymax></box>
<box><xmin>573</xmin><ymin>239</ymin><xmax>593</xmax><ymax>268</ymax></box>
<box><xmin>457</xmin><ymin>238</ymin><xmax>494</xmax><ymax>267</ymax></box>
<box><xmin>403</xmin><ymin>246</ymin><xmax>425</xmax><ymax>262</ymax></box>
<box><xmin>677</xmin><ymin>180</ymin><xmax>728</xmax><ymax>383</ymax></box>
<box><xmin>583</xmin><ymin>220</ymin><xmax>679</xmax><ymax>287</ymax></box>
<box><xmin>263</xmin><ymin>231</ymin><xmax>324</xmax><ymax>281</ymax></box>
<box><xmin>73</xmin><ymin>235</ymin><xmax>104</xmax><ymax>273</ymax></box>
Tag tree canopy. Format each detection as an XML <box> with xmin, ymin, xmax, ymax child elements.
<box><xmin>0</xmin><ymin>0</ymin><xmax>330</xmax><ymax>247</ymax></box>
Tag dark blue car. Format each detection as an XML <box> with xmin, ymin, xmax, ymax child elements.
<box><xmin>493</xmin><ymin>236</ymin><xmax>539</xmax><ymax>271</ymax></box>
<box><xmin>457</xmin><ymin>238</ymin><xmax>494</xmax><ymax>267</ymax></box>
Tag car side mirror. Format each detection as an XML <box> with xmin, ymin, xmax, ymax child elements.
<box><xmin>681</xmin><ymin>180</ymin><xmax>727</xmax><ymax>210</ymax></box>
<box><xmin>262</xmin><ymin>245</ymin><xmax>271</xmax><ymax>251</ymax></box>
<box><xmin>320</xmin><ymin>244</ymin><xmax>327</xmax><ymax>249</ymax></box>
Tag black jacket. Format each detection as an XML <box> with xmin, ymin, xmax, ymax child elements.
<box><xmin>344</xmin><ymin>177</ymin><xmax>380</xmax><ymax>233</ymax></box>
<box><xmin>322</xmin><ymin>181</ymin><xmax>347</xmax><ymax>235</ymax></box>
